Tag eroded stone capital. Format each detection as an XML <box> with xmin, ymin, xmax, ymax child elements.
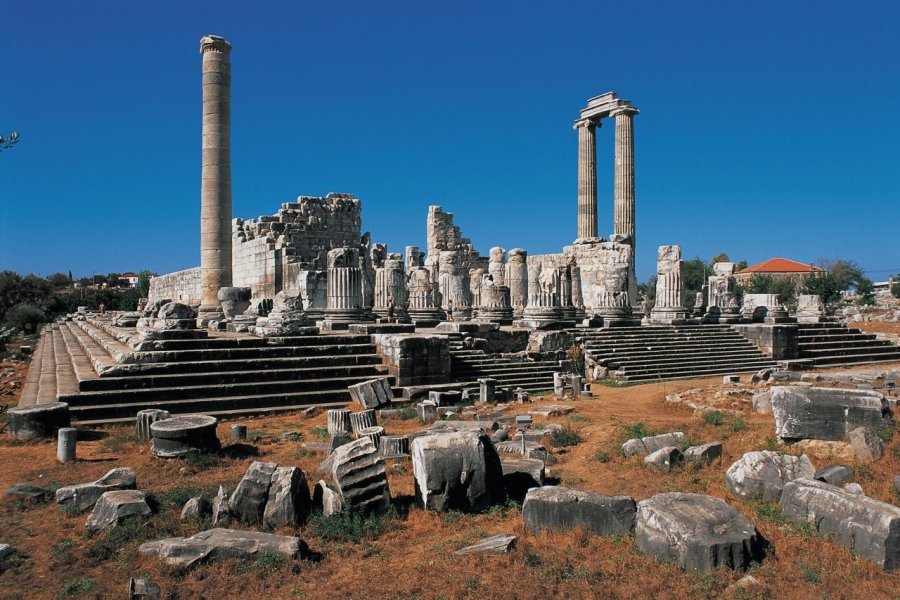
<box><xmin>572</xmin><ymin>118</ymin><xmax>599</xmax><ymax>131</ymax></box>
<box><xmin>200</xmin><ymin>35</ymin><xmax>232</xmax><ymax>54</ymax></box>
<box><xmin>610</xmin><ymin>106</ymin><xmax>639</xmax><ymax>118</ymax></box>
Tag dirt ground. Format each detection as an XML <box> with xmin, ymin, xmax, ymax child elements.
<box><xmin>2</xmin><ymin>357</ymin><xmax>900</xmax><ymax>600</ymax></box>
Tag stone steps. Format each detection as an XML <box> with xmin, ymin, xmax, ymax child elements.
<box><xmin>797</xmin><ymin>323</ymin><xmax>900</xmax><ymax>367</ymax></box>
<box><xmin>129</xmin><ymin>342</ymin><xmax>376</xmax><ymax>363</ymax></box>
<box><xmin>18</xmin><ymin>327</ymin><xmax>48</xmax><ymax>406</ymax></box>
<box><xmin>580</xmin><ymin>324</ymin><xmax>777</xmax><ymax>383</ymax></box>
<box><xmin>117</xmin><ymin>353</ymin><xmax>384</xmax><ymax>376</ymax></box>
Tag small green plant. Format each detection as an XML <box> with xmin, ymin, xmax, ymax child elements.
<box><xmin>550</xmin><ymin>428</ymin><xmax>581</xmax><ymax>447</ymax></box>
<box><xmin>58</xmin><ymin>502</ymin><xmax>81</xmax><ymax>516</ymax></box>
<box><xmin>151</xmin><ymin>485</ymin><xmax>217</xmax><ymax>512</ymax></box>
<box><xmin>763</xmin><ymin>435</ymin><xmax>781</xmax><ymax>451</ymax></box>
<box><xmin>595</xmin><ymin>450</ymin><xmax>611</xmax><ymax>463</ymax></box>
<box><xmin>874</xmin><ymin>424</ymin><xmax>895</xmax><ymax>443</ymax></box>
<box><xmin>86</xmin><ymin>515</ymin><xmax>160</xmax><ymax>562</ymax></box>
<box><xmin>754</xmin><ymin>501</ymin><xmax>785</xmax><ymax>525</ymax></box>
<box><xmin>728</xmin><ymin>417</ymin><xmax>747</xmax><ymax>433</ymax></box>
<box><xmin>397</xmin><ymin>406</ymin><xmax>417</xmax><ymax>420</ymax></box>
<box><xmin>622</xmin><ymin>422</ymin><xmax>654</xmax><ymax>440</ymax></box>
<box><xmin>183</xmin><ymin>450</ymin><xmax>220</xmax><ymax>470</ymax></box>
<box><xmin>702</xmin><ymin>410</ymin><xmax>725</xmax><ymax>426</ymax></box>
<box><xmin>58</xmin><ymin>577</ymin><xmax>94</xmax><ymax>598</ymax></box>
<box><xmin>594</xmin><ymin>376</ymin><xmax>627</xmax><ymax>388</ymax></box>
<box><xmin>52</xmin><ymin>538</ymin><xmax>75</xmax><ymax>561</ymax></box>
<box><xmin>99</xmin><ymin>426</ymin><xmax>134</xmax><ymax>454</ymax></box>
<box><xmin>523</xmin><ymin>549</ymin><xmax>542</xmax><ymax>567</ymax></box>
<box><xmin>797</xmin><ymin>562</ymin><xmax>821</xmax><ymax>584</ymax></box>
<box><xmin>569</xmin><ymin>415</ymin><xmax>591</xmax><ymax>423</ymax></box>
<box><xmin>567</xmin><ymin>344</ymin><xmax>585</xmax><ymax>376</ymax></box>
<box><xmin>294</xmin><ymin>447</ymin><xmax>315</xmax><ymax>459</ymax></box>
<box><xmin>309</xmin><ymin>508</ymin><xmax>393</xmax><ymax>542</ymax></box>
<box><xmin>310</xmin><ymin>426</ymin><xmax>329</xmax><ymax>440</ymax></box>
<box><xmin>254</xmin><ymin>551</ymin><xmax>287</xmax><ymax>574</ymax></box>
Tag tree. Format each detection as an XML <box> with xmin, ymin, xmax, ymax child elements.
<box><xmin>683</xmin><ymin>258</ymin><xmax>708</xmax><ymax>310</ymax></box>
<box><xmin>735</xmin><ymin>260</ymin><xmax>748</xmax><ymax>271</ymax></box>
<box><xmin>801</xmin><ymin>271</ymin><xmax>843</xmax><ymax>306</ymax></box>
<box><xmin>854</xmin><ymin>276</ymin><xmax>875</xmax><ymax>306</ymax></box>
<box><xmin>5</xmin><ymin>302</ymin><xmax>45</xmax><ymax>333</ymax></box>
<box><xmin>745</xmin><ymin>273</ymin><xmax>798</xmax><ymax>307</ymax></box>
<box><xmin>708</xmin><ymin>253</ymin><xmax>730</xmax><ymax>271</ymax></box>
<box><xmin>0</xmin><ymin>131</ymin><xmax>20</xmax><ymax>152</ymax></box>
<box><xmin>47</xmin><ymin>272</ymin><xmax>71</xmax><ymax>289</ymax></box>
<box><xmin>137</xmin><ymin>271</ymin><xmax>152</xmax><ymax>298</ymax></box>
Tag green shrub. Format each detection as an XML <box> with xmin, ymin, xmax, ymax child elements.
<box><xmin>58</xmin><ymin>577</ymin><xmax>94</xmax><ymax>598</ymax></box>
<box><xmin>550</xmin><ymin>428</ymin><xmax>581</xmax><ymax>447</ymax></box>
<box><xmin>702</xmin><ymin>411</ymin><xmax>725</xmax><ymax>426</ymax></box>
<box><xmin>309</xmin><ymin>508</ymin><xmax>393</xmax><ymax>542</ymax></box>
<box><xmin>728</xmin><ymin>417</ymin><xmax>747</xmax><ymax>433</ymax></box>
<box><xmin>595</xmin><ymin>450</ymin><xmax>611</xmax><ymax>463</ymax></box>
<box><xmin>5</xmin><ymin>302</ymin><xmax>45</xmax><ymax>333</ymax></box>
<box><xmin>623</xmin><ymin>422</ymin><xmax>654</xmax><ymax>439</ymax></box>
<box><xmin>183</xmin><ymin>450</ymin><xmax>220</xmax><ymax>470</ymax></box>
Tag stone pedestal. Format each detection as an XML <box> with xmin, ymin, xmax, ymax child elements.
<box><xmin>477</xmin><ymin>278</ymin><xmax>513</xmax><ymax>325</ymax></box>
<box><xmin>57</xmin><ymin>427</ymin><xmax>77</xmax><ymax>463</ymax></box>
<box><xmin>373</xmin><ymin>254</ymin><xmax>410</xmax><ymax>323</ymax></box>
<box><xmin>704</xmin><ymin>262</ymin><xmax>742</xmax><ymax>324</ymax></box>
<box><xmin>197</xmin><ymin>35</ymin><xmax>233</xmax><ymax>326</ymax></box>
<box><xmin>506</xmin><ymin>248</ymin><xmax>529</xmax><ymax>318</ymax></box>
<box><xmin>322</xmin><ymin>247</ymin><xmax>366</xmax><ymax>328</ymax></box>
<box><xmin>650</xmin><ymin>245</ymin><xmax>689</xmax><ymax>324</ymax></box>
<box><xmin>150</xmin><ymin>415</ymin><xmax>220</xmax><ymax>458</ymax></box>
<box><xmin>518</xmin><ymin>258</ymin><xmax>567</xmax><ymax>329</ymax></box>
<box><xmin>796</xmin><ymin>294</ymin><xmax>828</xmax><ymax>323</ymax></box>
<box><xmin>407</xmin><ymin>266</ymin><xmax>444</xmax><ymax>327</ymax></box>
<box><xmin>136</xmin><ymin>409</ymin><xmax>171</xmax><ymax>442</ymax></box>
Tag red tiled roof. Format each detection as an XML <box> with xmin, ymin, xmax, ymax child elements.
<box><xmin>736</xmin><ymin>258</ymin><xmax>824</xmax><ymax>275</ymax></box>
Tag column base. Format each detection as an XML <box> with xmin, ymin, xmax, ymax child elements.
<box><xmin>196</xmin><ymin>305</ymin><xmax>224</xmax><ymax>328</ymax></box>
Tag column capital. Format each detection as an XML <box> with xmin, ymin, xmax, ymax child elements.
<box><xmin>610</xmin><ymin>106</ymin><xmax>639</xmax><ymax>118</ymax></box>
<box><xmin>573</xmin><ymin>118</ymin><xmax>599</xmax><ymax>131</ymax></box>
<box><xmin>200</xmin><ymin>35</ymin><xmax>232</xmax><ymax>54</ymax></box>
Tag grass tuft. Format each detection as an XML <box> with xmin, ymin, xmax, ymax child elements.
<box><xmin>550</xmin><ymin>428</ymin><xmax>581</xmax><ymax>447</ymax></box>
<box><xmin>309</xmin><ymin>508</ymin><xmax>393</xmax><ymax>542</ymax></box>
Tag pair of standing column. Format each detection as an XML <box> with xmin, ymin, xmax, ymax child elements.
<box><xmin>575</xmin><ymin>108</ymin><xmax>637</xmax><ymax>242</ymax></box>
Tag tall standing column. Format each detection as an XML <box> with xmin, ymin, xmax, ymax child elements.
<box><xmin>613</xmin><ymin>106</ymin><xmax>638</xmax><ymax>306</ymax></box>
<box><xmin>574</xmin><ymin>118</ymin><xmax>598</xmax><ymax>240</ymax></box>
<box><xmin>198</xmin><ymin>35</ymin><xmax>233</xmax><ymax>324</ymax></box>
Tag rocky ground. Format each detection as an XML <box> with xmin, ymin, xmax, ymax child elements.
<box><xmin>1</xmin><ymin>353</ymin><xmax>900</xmax><ymax>599</ymax></box>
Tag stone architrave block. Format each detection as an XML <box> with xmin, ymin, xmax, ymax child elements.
<box><xmin>770</xmin><ymin>386</ymin><xmax>893</xmax><ymax>441</ymax></box>
<box><xmin>644</xmin><ymin>446</ymin><xmax>684</xmax><ymax>472</ymax></box>
<box><xmin>55</xmin><ymin>467</ymin><xmax>137</xmax><ymax>512</ymax></box>
<box><xmin>412</xmin><ymin>430</ymin><xmax>505</xmax><ymax>513</ymax></box>
<box><xmin>780</xmin><ymin>478</ymin><xmax>900</xmax><ymax>570</ymax></box>
<box><xmin>814</xmin><ymin>464</ymin><xmax>853</xmax><ymax>487</ymax></box>
<box><xmin>349</xmin><ymin>378</ymin><xmax>393</xmax><ymax>409</ymax></box>
<box><xmin>685</xmin><ymin>442</ymin><xmax>723</xmax><ymax>464</ymax></box>
<box><xmin>523</xmin><ymin>486</ymin><xmax>636</xmax><ymax>535</ymax></box>
<box><xmin>139</xmin><ymin>528</ymin><xmax>304</xmax><ymax>570</ymax></box>
<box><xmin>635</xmin><ymin>492</ymin><xmax>766</xmax><ymax>572</ymax></box>
<box><xmin>724</xmin><ymin>451</ymin><xmax>815</xmax><ymax>500</ymax></box>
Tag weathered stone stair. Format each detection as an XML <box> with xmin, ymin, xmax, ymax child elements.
<box><xmin>578</xmin><ymin>324</ymin><xmax>777</xmax><ymax>383</ymax></box>
<box><xmin>797</xmin><ymin>323</ymin><xmax>900</xmax><ymax>367</ymax></box>
<box><xmin>447</xmin><ymin>335</ymin><xmax>558</xmax><ymax>393</ymax></box>
<box><xmin>21</xmin><ymin>319</ymin><xmax>394</xmax><ymax>425</ymax></box>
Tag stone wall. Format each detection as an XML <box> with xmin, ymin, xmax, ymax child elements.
<box><xmin>733</xmin><ymin>324</ymin><xmax>798</xmax><ymax>360</ymax></box>
<box><xmin>425</xmin><ymin>205</ymin><xmax>487</xmax><ymax>284</ymax></box>
<box><xmin>372</xmin><ymin>333</ymin><xmax>451</xmax><ymax>386</ymax></box>
<box><xmin>148</xmin><ymin>267</ymin><xmax>202</xmax><ymax>305</ymax></box>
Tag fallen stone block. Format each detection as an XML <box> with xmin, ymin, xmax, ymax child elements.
<box><xmin>622</xmin><ymin>432</ymin><xmax>685</xmax><ymax>457</ymax></box>
<box><xmin>771</xmin><ymin>386</ymin><xmax>893</xmax><ymax>441</ymax></box>
<box><xmin>180</xmin><ymin>496</ymin><xmax>210</xmax><ymax>521</ymax></box>
<box><xmin>7</xmin><ymin>402</ymin><xmax>70</xmax><ymax>440</ymax></box>
<box><xmin>752</xmin><ymin>391</ymin><xmax>772</xmax><ymax>414</ymax></box>
<box><xmin>312</xmin><ymin>480</ymin><xmax>344</xmax><ymax>517</ymax></box>
<box><xmin>55</xmin><ymin>467</ymin><xmax>137</xmax><ymax>512</ymax></box>
<box><xmin>636</xmin><ymin>492</ymin><xmax>765</xmax><ymax>572</ymax></box>
<box><xmin>685</xmin><ymin>442</ymin><xmax>723</xmax><ymax>464</ymax></box>
<box><xmin>644</xmin><ymin>446</ymin><xmax>684</xmax><ymax>472</ymax></box>
<box><xmin>500</xmin><ymin>456</ymin><xmax>544</xmax><ymax>501</ymax></box>
<box><xmin>843</xmin><ymin>482</ymin><xmax>865</xmax><ymax>495</ymax></box>
<box><xmin>263</xmin><ymin>466</ymin><xmax>311</xmax><ymax>528</ymax></box>
<box><xmin>139</xmin><ymin>528</ymin><xmax>304</xmax><ymax>569</ymax></box>
<box><xmin>725</xmin><ymin>451</ymin><xmax>814</xmax><ymax>500</ymax></box>
<box><xmin>529</xmin><ymin>405</ymin><xmax>575</xmax><ymax>418</ymax></box>
<box><xmin>454</xmin><ymin>534</ymin><xmax>517</xmax><ymax>555</ymax></box>
<box><xmin>86</xmin><ymin>490</ymin><xmax>151</xmax><ymax>534</ymax></box>
<box><xmin>211</xmin><ymin>485</ymin><xmax>229</xmax><ymax>525</ymax></box>
<box><xmin>229</xmin><ymin>461</ymin><xmax>277</xmax><ymax>524</ymax></box>
<box><xmin>416</xmin><ymin>401</ymin><xmax>438</xmax><ymax>423</ymax></box>
<box><xmin>330</xmin><ymin>437</ymin><xmax>391</xmax><ymax>514</ymax></box>
<box><xmin>349</xmin><ymin>377</ymin><xmax>393</xmax><ymax>409</ymax></box>
<box><xmin>523</xmin><ymin>486</ymin><xmax>635</xmax><ymax>535</ymax></box>
<box><xmin>412</xmin><ymin>430</ymin><xmax>505</xmax><ymax>512</ymax></box>
<box><xmin>814</xmin><ymin>464</ymin><xmax>853</xmax><ymax>487</ymax></box>
<box><xmin>128</xmin><ymin>577</ymin><xmax>160</xmax><ymax>600</ymax></box>
<box><xmin>849</xmin><ymin>426</ymin><xmax>884</xmax><ymax>462</ymax></box>
<box><xmin>5</xmin><ymin>483</ymin><xmax>52</xmax><ymax>507</ymax></box>
<box><xmin>780</xmin><ymin>478</ymin><xmax>900</xmax><ymax>569</ymax></box>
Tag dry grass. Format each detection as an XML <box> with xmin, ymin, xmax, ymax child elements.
<box><xmin>1</xmin><ymin>360</ymin><xmax>899</xmax><ymax>599</ymax></box>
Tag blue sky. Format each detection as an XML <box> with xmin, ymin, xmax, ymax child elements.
<box><xmin>2</xmin><ymin>1</ymin><xmax>898</xmax><ymax>282</ymax></box>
